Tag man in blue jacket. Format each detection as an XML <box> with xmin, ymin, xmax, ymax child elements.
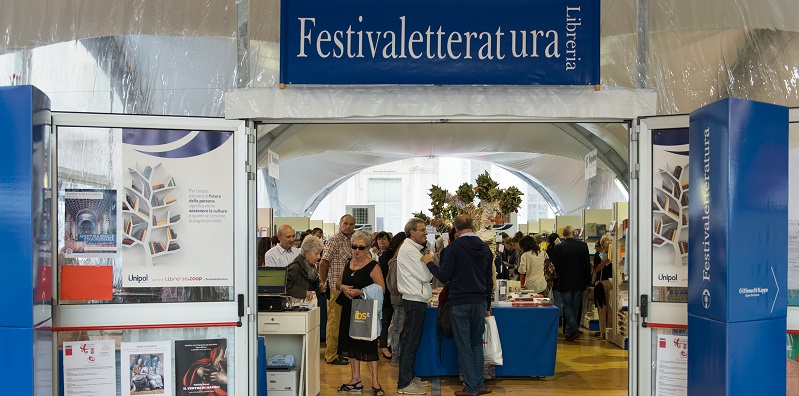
<box><xmin>423</xmin><ymin>215</ymin><xmax>494</xmax><ymax>396</ymax></box>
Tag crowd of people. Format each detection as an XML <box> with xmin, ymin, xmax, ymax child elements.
<box><xmin>258</xmin><ymin>214</ymin><xmax>605</xmax><ymax>396</ymax></box>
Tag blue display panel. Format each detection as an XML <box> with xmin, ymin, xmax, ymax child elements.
<box><xmin>687</xmin><ymin>98</ymin><xmax>788</xmax><ymax>395</ymax></box>
<box><xmin>280</xmin><ymin>0</ymin><xmax>600</xmax><ymax>85</ymax></box>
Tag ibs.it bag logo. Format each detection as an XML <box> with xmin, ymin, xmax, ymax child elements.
<box><xmin>702</xmin><ymin>289</ymin><xmax>711</xmax><ymax>309</ymax></box>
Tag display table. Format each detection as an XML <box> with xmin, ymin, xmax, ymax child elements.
<box><xmin>414</xmin><ymin>305</ymin><xmax>559</xmax><ymax>377</ymax></box>
<box><xmin>258</xmin><ymin>308</ymin><xmax>321</xmax><ymax>396</ymax></box>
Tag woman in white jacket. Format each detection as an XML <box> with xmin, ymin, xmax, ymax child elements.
<box><xmin>518</xmin><ymin>235</ymin><xmax>547</xmax><ymax>294</ymax></box>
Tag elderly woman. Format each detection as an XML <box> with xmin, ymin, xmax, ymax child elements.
<box><xmin>285</xmin><ymin>235</ymin><xmax>323</xmax><ymax>305</ymax></box>
<box><xmin>335</xmin><ymin>230</ymin><xmax>386</xmax><ymax>396</ymax></box>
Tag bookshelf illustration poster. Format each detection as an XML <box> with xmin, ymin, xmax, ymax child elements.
<box><xmin>651</xmin><ymin>129</ymin><xmax>689</xmax><ymax>287</ymax></box>
<box><xmin>121</xmin><ymin>129</ymin><xmax>234</xmax><ymax>288</ymax></box>
<box><xmin>175</xmin><ymin>339</ymin><xmax>228</xmax><ymax>396</ymax></box>
<box><xmin>64</xmin><ymin>189</ymin><xmax>118</xmax><ymax>257</ymax></box>
<box><xmin>121</xmin><ymin>341</ymin><xmax>172</xmax><ymax>396</ymax></box>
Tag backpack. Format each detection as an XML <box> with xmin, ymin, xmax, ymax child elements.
<box><xmin>436</xmin><ymin>282</ymin><xmax>453</xmax><ymax>338</ymax></box>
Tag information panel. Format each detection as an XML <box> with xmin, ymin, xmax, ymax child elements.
<box><xmin>280</xmin><ymin>0</ymin><xmax>600</xmax><ymax>85</ymax></box>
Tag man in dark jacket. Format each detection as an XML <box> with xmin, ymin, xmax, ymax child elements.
<box><xmin>551</xmin><ymin>224</ymin><xmax>592</xmax><ymax>341</ymax></box>
<box><xmin>423</xmin><ymin>215</ymin><xmax>493</xmax><ymax>396</ymax></box>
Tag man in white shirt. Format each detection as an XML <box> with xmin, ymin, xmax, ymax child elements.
<box><xmin>396</xmin><ymin>218</ymin><xmax>432</xmax><ymax>395</ymax></box>
<box><xmin>264</xmin><ymin>224</ymin><xmax>299</xmax><ymax>268</ymax></box>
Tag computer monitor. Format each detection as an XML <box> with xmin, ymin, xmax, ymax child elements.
<box><xmin>257</xmin><ymin>267</ymin><xmax>287</xmax><ymax>295</ymax></box>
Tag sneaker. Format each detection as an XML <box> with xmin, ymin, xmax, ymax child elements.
<box><xmin>327</xmin><ymin>356</ymin><xmax>350</xmax><ymax>365</ymax></box>
<box><xmin>390</xmin><ymin>357</ymin><xmax>399</xmax><ymax>366</ymax></box>
<box><xmin>412</xmin><ymin>377</ymin><xmax>429</xmax><ymax>387</ymax></box>
<box><xmin>398</xmin><ymin>383</ymin><xmax>427</xmax><ymax>394</ymax></box>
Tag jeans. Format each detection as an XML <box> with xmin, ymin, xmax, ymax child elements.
<box><xmin>398</xmin><ymin>300</ymin><xmax>426</xmax><ymax>389</ymax></box>
<box><xmin>560</xmin><ymin>290</ymin><xmax>583</xmax><ymax>336</ymax></box>
<box><xmin>390</xmin><ymin>304</ymin><xmax>405</xmax><ymax>359</ymax></box>
<box><xmin>450</xmin><ymin>303</ymin><xmax>486</xmax><ymax>394</ymax></box>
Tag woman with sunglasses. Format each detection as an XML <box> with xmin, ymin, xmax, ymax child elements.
<box><xmin>335</xmin><ymin>230</ymin><xmax>387</xmax><ymax>396</ymax></box>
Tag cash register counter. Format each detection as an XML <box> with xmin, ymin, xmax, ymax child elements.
<box><xmin>258</xmin><ymin>307</ymin><xmax>321</xmax><ymax>396</ymax></box>
<box><xmin>414</xmin><ymin>305</ymin><xmax>559</xmax><ymax>377</ymax></box>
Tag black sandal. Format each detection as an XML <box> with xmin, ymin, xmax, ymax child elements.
<box><xmin>338</xmin><ymin>381</ymin><xmax>363</xmax><ymax>392</ymax></box>
<box><xmin>372</xmin><ymin>386</ymin><xmax>385</xmax><ymax>396</ymax></box>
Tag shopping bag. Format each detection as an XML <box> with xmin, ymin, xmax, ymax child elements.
<box><xmin>349</xmin><ymin>298</ymin><xmax>379</xmax><ymax>341</ymax></box>
<box><xmin>483</xmin><ymin>316</ymin><xmax>503</xmax><ymax>365</ymax></box>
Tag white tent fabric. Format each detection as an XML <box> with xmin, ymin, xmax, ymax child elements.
<box><xmin>3</xmin><ymin>0</ymin><xmax>798</xmax><ymax>217</ymax></box>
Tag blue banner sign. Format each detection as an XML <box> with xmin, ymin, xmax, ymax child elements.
<box><xmin>280</xmin><ymin>0</ymin><xmax>600</xmax><ymax>85</ymax></box>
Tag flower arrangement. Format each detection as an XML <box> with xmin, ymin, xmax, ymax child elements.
<box><xmin>419</xmin><ymin>171</ymin><xmax>523</xmax><ymax>233</ymax></box>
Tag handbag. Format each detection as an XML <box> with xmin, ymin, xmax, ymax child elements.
<box><xmin>483</xmin><ymin>316</ymin><xmax>503</xmax><ymax>365</ymax></box>
<box><xmin>349</xmin><ymin>298</ymin><xmax>380</xmax><ymax>341</ymax></box>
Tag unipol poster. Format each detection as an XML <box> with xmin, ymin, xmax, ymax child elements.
<box><xmin>63</xmin><ymin>340</ymin><xmax>116</xmax><ymax>396</ymax></box>
<box><xmin>655</xmin><ymin>334</ymin><xmax>688</xmax><ymax>396</ymax></box>
<box><xmin>121</xmin><ymin>129</ymin><xmax>234</xmax><ymax>287</ymax></box>
<box><xmin>651</xmin><ymin>129</ymin><xmax>689</xmax><ymax>288</ymax></box>
<box><xmin>175</xmin><ymin>339</ymin><xmax>228</xmax><ymax>396</ymax></box>
<box><xmin>121</xmin><ymin>341</ymin><xmax>173</xmax><ymax>396</ymax></box>
<box><xmin>64</xmin><ymin>189</ymin><xmax>117</xmax><ymax>257</ymax></box>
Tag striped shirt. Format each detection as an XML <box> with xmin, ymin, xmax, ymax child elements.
<box><xmin>321</xmin><ymin>231</ymin><xmax>352</xmax><ymax>291</ymax></box>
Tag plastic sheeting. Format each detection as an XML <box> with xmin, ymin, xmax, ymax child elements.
<box><xmin>2</xmin><ymin>0</ymin><xmax>799</xmax><ymax>216</ymax></box>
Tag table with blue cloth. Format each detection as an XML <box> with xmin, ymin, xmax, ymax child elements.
<box><xmin>413</xmin><ymin>305</ymin><xmax>559</xmax><ymax>377</ymax></box>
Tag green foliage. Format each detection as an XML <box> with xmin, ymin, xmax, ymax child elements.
<box><xmin>455</xmin><ymin>182</ymin><xmax>475</xmax><ymax>204</ymax></box>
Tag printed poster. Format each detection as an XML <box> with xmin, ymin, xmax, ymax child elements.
<box><xmin>121</xmin><ymin>129</ymin><xmax>234</xmax><ymax>287</ymax></box>
<box><xmin>175</xmin><ymin>339</ymin><xmax>228</xmax><ymax>396</ymax></box>
<box><xmin>652</xmin><ymin>129</ymin><xmax>689</xmax><ymax>288</ymax></box>
<box><xmin>655</xmin><ymin>334</ymin><xmax>688</xmax><ymax>396</ymax></box>
<box><xmin>64</xmin><ymin>189</ymin><xmax>117</xmax><ymax>257</ymax></box>
<box><xmin>121</xmin><ymin>341</ymin><xmax>173</xmax><ymax>396</ymax></box>
<box><xmin>62</xmin><ymin>340</ymin><xmax>116</xmax><ymax>396</ymax></box>
<box><xmin>788</xmin><ymin>122</ymin><xmax>799</xmax><ymax>305</ymax></box>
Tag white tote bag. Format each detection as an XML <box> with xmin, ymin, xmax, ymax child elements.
<box><xmin>483</xmin><ymin>316</ymin><xmax>503</xmax><ymax>365</ymax></box>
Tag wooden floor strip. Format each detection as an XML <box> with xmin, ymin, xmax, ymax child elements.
<box><xmin>320</xmin><ymin>331</ymin><xmax>628</xmax><ymax>395</ymax></box>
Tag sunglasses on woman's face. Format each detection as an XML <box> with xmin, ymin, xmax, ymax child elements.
<box><xmin>351</xmin><ymin>245</ymin><xmax>368</xmax><ymax>250</ymax></box>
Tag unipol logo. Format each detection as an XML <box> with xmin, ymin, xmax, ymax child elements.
<box><xmin>702</xmin><ymin>289</ymin><xmax>711</xmax><ymax>309</ymax></box>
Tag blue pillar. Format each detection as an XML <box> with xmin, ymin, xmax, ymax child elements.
<box><xmin>0</xmin><ymin>85</ymin><xmax>52</xmax><ymax>395</ymax></box>
<box><xmin>687</xmin><ymin>98</ymin><xmax>787</xmax><ymax>395</ymax></box>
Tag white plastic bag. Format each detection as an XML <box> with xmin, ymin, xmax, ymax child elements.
<box><xmin>483</xmin><ymin>316</ymin><xmax>503</xmax><ymax>365</ymax></box>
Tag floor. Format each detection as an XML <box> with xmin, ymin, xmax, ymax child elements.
<box><xmin>319</xmin><ymin>331</ymin><xmax>628</xmax><ymax>396</ymax></box>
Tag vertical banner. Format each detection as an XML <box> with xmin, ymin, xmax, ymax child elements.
<box><xmin>687</xmin><ymin>98</ymin><xmax>787</xmax><ymax>396</ymax></box>
<box><xmin>121</xmin><ymin>129</ymin><xmax>234</xmax><ymax>288</ymax></box>
<box><xmin>267</xmin><ymin>149</ymin><xmax>279</xmax><ymax>179</ymax></box>
<box><xmin>584</xmin><ymin>149</ymin><xmax>597</xmax><ymax>179</ymax></box>
<box><xmin>651</xmin><ymin>128</ymin><xmax>689</xmax><ymax>288</ymax></box>
<box><xmin>63</xmin><ymin>340</ymin><xmax>116</xmax><ymax>396</ymax></box>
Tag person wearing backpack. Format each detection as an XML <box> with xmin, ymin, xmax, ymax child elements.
<box><xmin>423</xmin><ymin>215</ymin><xmax>494</xmax><ymax>396</ymax></box>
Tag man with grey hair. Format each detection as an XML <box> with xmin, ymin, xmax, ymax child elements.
<box><xmin>551</xmin><ymin>224</ymin><xmax>592</xmax><ymax>341</ymax></box>
<box><xmin>264</xmin><ymin>224</ymin><xmax>299</xmax><ymax>267</ymax></box>
<box><xmin>396</xmin><ymin>217</ymin><xmax>432</xmax><ymax>395</ymax></box>
<box><xmin>319</xmin><ymin>214</ymin><xmax>356</xmax><ymax>365</ymax></box>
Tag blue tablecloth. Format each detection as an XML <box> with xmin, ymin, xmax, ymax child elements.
<box><xmin>414</xmin><ymin>305</ymin><xmax>559</xmax><ymax>377</ymax></box>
